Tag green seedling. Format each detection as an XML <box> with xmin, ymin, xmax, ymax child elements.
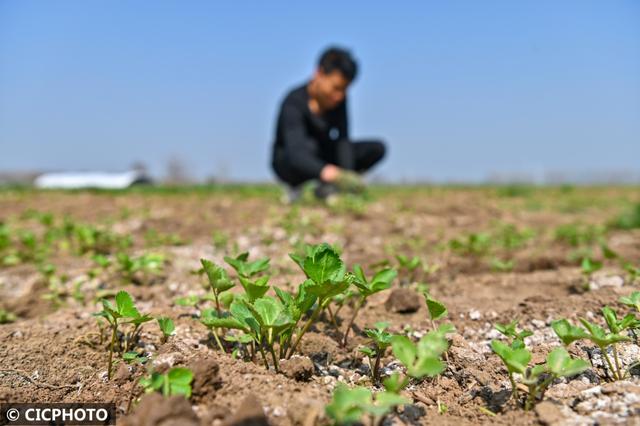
<box><xmin>580</xmin><ymin>257</ymin><xmax>602</xmax><ymax>288</ymax></box>
<box><xmin>493</xmin><ymin>223</ymin><xmax>535</xmax><ymax>251</ymax></box>
<box><xmin>273</xmin><ymin>280</ymin><xmax>317</xmax><ymax>358</ymax></box>
<box><xmin>325</xmin><ymin>383</ymin><xmax>410</xmax><ymax>426</ymax></box>
<box><xmin>449</xmin><ymin>232</ymin><xmax>491</xmax><ymax>257</ymax></box>
<box><xmin>63</xmin><ymin>219</ymin><xmax>131</xmax><ymax>255</ymax></box>
<box><xmin>143</xmin><ymin>229</ymin><xmax>184</xmax><ymax>247</ymax></box>
<box><xmin>494</xmin><ymin>319</ymin><xmax>533</xmax><ymax>350</ymax></box>
<box><xmin>88</xmin><ymin>254</ymin><xmax>112</xmax><ymax>278</ymax></box>
<box><xmin>238</xmin><ymin>275</ymin><xmax>271</xmax><ymax>302</ymax></box>
<box><xmin>608</xmin><ymin>202</ymin><xmax>640</xmax><ymax>230</ymax></box>
<box><xmin>491</xmin><ymin>341</ymin><xmax>588</xmax><ymax>410</ymax></box>
<box><xmin>620</xmin><ymin>291</ymin><xmax>640</xmax><ymax>313</ymax></box>
<box><xmin>552</xmin><ymin>308</ymin><xmax>636</xmax><ymax>380</ymax></box>
<box><xmin>157</xmin><ymin>317</ymin><xmax>175</xmax><ymax>343</ymax></box>
<box><xmin>202</xmin><ymin>296</ymin><xmax>295</xmax><ymax>371</ymax></box>
<box><xmin>139</xmin><ymin>367</ymin><xmax>193</xmax><ymax>398</ymax></box>
<box><xmin>0</xmin><ymin>222</ymin><xmax>10</xmax><ymax>250</ymax></box>
<box><xmin>200</xmin><ymin>259</ymin><xmax>234</xmax><ymax>313</ymax></box>
<box><xmin>212</xmin><ymin>230</ymin><xmax>229</xmax><ymax>251</ymax></box>
<box><xmin>94</xmin><ymin>290</ymin><xmax>153</xmax><ymax>380</ymax></box>
<box><xmin>224</xmin><ymin>332</ymin><xmax>255</xmax><ymax>360</ymax></box>
<box><xmin>623</xmin><ymin>263</ymin><xmax>640</xmax><ymax>285</ymax></box>
<box><xmin>490</xmin><ymin>258</ymin><xmax>514</xmax><ymax>272</ymax></box>
<box><xmin>342</xmin><ymin>264</ymin><xmax>396</xmax><ymax>346</ymax></box>
<box><xmin>600</xmin><ymin>243</ymin><xmax>619</xmax><ymax>260</ymax></box>
<box><xmin>174</xmin><ymin>293</ymin><xmax>217</xmax><ymax>308</ymax></box>
<box><xmin>0</xmin><ymin>308</ymin><xmax>17</xmax><ymax>324</ymax></box>
<box><xmin>359</xmin><ymin>322</ymin><xmax>394</xmax><ymax>384</ymax></box>
<box><xmin>224</xmin><ymin>251</ymin><xmax>270</xmax><ymax>278</ymax></box>
<box><xmin>423</xmin><ymin>292</ymin><xmax>447</xmax><ymax>331</ymax></box>
<box><xmin>391</xmin><ymin>325</ymin><xmax>452</xmax><ymax>380</ymax></box>
<box><xmin>116</xmin><ymin>252</ymin><xmax>165</xmax><ymax>284</ymax></box>
<box><xmin>554</xmin><ymin>223</ymin><xmax>603</xmax><ymax>247</ymax></box>
<box><xmin>200</xmin><ymin>259</ymin><xmax>234</xmax><ymax>352</ymax></box>
<box><xmin>395</xmin><ymin>254</ymin><xmax>422</xmax><ymax>283</ymax></box>
<box><xmin>286</xmin><ymin>243</ymin><xmax>353</xmax><ymax>358</ymax></box>
<box><xmin>331</xmin><ymin>288</ymin><xmax>357</xmax><ymax>323</ymax></box>
<box><xmin>38</xmin><ymin>263</ymin><xmax>66</xmax><ymax>308</ymax></box>
<box><xmin>123</xmin><ymin>351</ymin><xmax>148</xmax><ymax>364</ymax></box>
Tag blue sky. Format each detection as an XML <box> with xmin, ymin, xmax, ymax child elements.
<box><xmin>1</xmin><ymin>1</ymin><xmax>639</xmax><ymax>182</ymax></box>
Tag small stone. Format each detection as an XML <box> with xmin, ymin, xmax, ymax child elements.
<box><xmin>385</xmin><ymin>288</ymin><xmax>421</xmax><ymax>313</ymax></box>
<box><xmin>590</xmin><ymin>275</ymin><xmax>624</xmax><ymax>290</ymax></box>
<box><xmin>531</xmin><ymin>319</ymin><xmax>546</xmax><ymax>329</ymax></box>
<box><xmin>581</xmin><ymin>386</ymin><xmax>602</xmax><ymax>397</ymax></box>
<box><xmin>323</xmin><ymin>376</ymin><xmax>336</xmax><ymax>385</ymax></box>
<box><xmin>271</xmin><ymin>406</ymin><xmax>285</xmax><ymax>417</ymax></box>
<box><xmin>469</xmin><ymin>310</ymin><xmax>481</xmax><ymax>320</ymax></box>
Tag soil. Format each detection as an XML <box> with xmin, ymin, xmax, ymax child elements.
<box><xmin>1</xmin><ymin>186</ymin><xmax>639</xmax><ymax>425</ymax></box>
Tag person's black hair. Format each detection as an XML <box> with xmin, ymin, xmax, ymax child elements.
<box><xmin>318</xmin><ymin>46</ymin><xmax>358</xmax><ymax>82</ymax></box>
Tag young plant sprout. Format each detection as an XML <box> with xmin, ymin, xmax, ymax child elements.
<box><xmin>224</xmin><ymin>251</ymin><xmax>270</xmax><ymax>278</ymax></box>
<box><xmin>200</xmin><ymin>259</ymin><xmax>235</xmax><ymax>313</ymax></box>
<box><xmin>490</xmin><ymin>257</ymin><xmax>514</xmax><ymax>272</ymax></box>
<box><xmin>325</xmin><ymin>383</ymin><xmax>411</xmax><ymax>426</ymax></box>
<box><xmin>342</xmin><ymin>264</ymin><xmax>397</xmax><ymax>346</ymax></box>
<box><xmin>157</xmin><ymin>317</ymin><xmax>175</xmax><ymax>343</ymax></box>
<box><xmin>552</xmin><ymin>307</ymin><xmax>638</xmax><ymax>381</ymax></box>
<box><xmin>495</xmin><ymin>319</ymin><xmax>533</xmax><ymax>349</ymax></box>
<box><xmin>580</xmin><ymin>257</ymin><xmax>602</xmax><ymax>288</ymax></box>
<box><xmin>490</xmin><ymin>319</ymin><xmax>534</xmax><ymax>402</ymax></box>
<box><xmin>491</xmin><ymin>341</ymin><xmax>589</xmax><ymax>410</ymax></box>
<box><xmin>286</xmin><ymin>243</ymin><xmax>352</xmax><ymax>358</ymax></box>
<box><xmin>620</xmin><ymin>291</ymin><xmax>640</xmax><ymax>313</ymax></box>
<box><xmin>391</xmin><ymin>325</ymin><xmax>453</xmax><ymax>381</ymax></box>
<box><xmin>423</xmin><ymin>292</ymin><xmax>448</xmax><ymax>332</ymax></box>
<box><xmin>224</xmin><ymin>332</ymin><xmax>254</xmax><ymax>360</ymax></box>
<box><xmin>623</xmin><ymin>264</ymin><xmax>640</xmax><ymax>285</ymax></box>
<box><xmin>94</xmin><ymin>290</ymin><xmax>153</xmax><ymax>379</ymax></box>
<box><xmin>0</xmin><ymin>308</ymin><xmax>16</xmax><ymax>324</ymax></box>
<box><xmin>122</xmin><ymin>351</ymin><xmax>147</xmax><ymax>365</ymax></box>
<box><xmin>139</xmin><ymin>367</ymin><xmax>194</xmax><ymax>398</ymax></box>
<box><xmin>116</xmin><ymin>252</ymin><xmax>165</xmax><ymax>284</ymax></box>
<box><xmin>395</xmin><ymin>254</ymin><xmax>422</xmax><ymax>283</ymax></box>
<box><xmin>359</xmin><ymin>322</ymin><xmax>393</xmax><ymax>384</ymax></box>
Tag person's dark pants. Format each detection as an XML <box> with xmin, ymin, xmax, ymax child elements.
<box><xmin>273</xmin><ymin>139</ymin><xmax>386</xmax><ymax>187</ymax></box>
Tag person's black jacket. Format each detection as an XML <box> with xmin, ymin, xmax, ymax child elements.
<box><xmin>271</xmin><ymin>82</ymin><xmax>348</xmax><ymax>179</ymax></box>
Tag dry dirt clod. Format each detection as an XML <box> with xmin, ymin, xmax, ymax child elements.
<box><xmin>534</xmin><ymin>400</ymin><xmax>567</xmax><ymax>426</ymax></box>
<box><xmin>188</xmin><ymin>356</ymin><xmax>222</xmax><ymax>402</ymax></box>
<box><xmin>114</xmin><ymin>362</ymin><xmax>132</xmax><ymax>385</ymax></box>
<box><xmin>223</xmin><ymin>394</ymin><xmax>269</xmax><ymax>426</ymax></box>
<box><xmin>122</xmin><ymin>393</ymin><xmax>199</xmax><ymax>426</ymax></box>
<box><xmin>279</xmin><ymin>355</ymin><xmax>314</xmax><ymax>381</ymax></box>
<box><xmin>384</xmin><ymin>288</ymin><xmax>421</xmax><ymax>313</ymax></box>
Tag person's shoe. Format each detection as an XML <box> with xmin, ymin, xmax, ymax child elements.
<box><xmin>314</xmin><ymin>182</ymin><xmax>339</xmax><ymax>200</ymax></box>
<box><xmin>335</xmin><ymin>170</ymin><xmax>366</xmax><ymax>194</ymax></box>
<box><xmin>281</xmin><ymin>185</ymin><xmax>303</xmax><ymax>204</ymax></box>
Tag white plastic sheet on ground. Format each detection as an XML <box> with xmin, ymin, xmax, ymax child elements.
<box><xmin>34</xmin><ymin>170</ymin><xmax>149</xmax><ymax>189</ymax></box>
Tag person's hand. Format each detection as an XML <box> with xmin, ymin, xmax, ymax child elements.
<box><xmin>320</xmin><ymin>164</ymin><xmax>341</xmax><ymax>182</ymax></box>
<box><xmin>335</xmin><ymin>169</ymin><xmax>366</xmax><ymax>193</ymax></box>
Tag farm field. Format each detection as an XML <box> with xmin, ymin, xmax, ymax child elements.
<box><xmin>1</xmin><ymin>185</ymin><xmax>639</xmax><ymax>425</ymax></box>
